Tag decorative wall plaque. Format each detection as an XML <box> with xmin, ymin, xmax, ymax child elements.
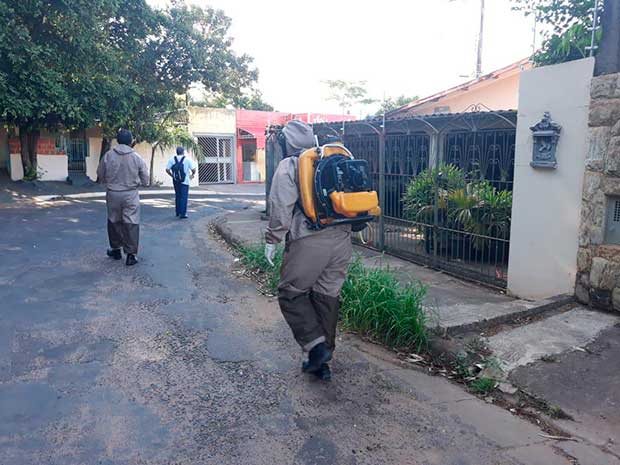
<box><xmin>530</xmin><ymin>112</ymin><xmax>561</xmax><ymax>169</ymax></box>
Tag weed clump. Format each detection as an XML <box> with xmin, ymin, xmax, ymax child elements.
<box><xmin>340</xmin><ymin>258</ymin><xmax>428</xmax><ymax>352</ymax></box>
<box><xmin>238</xmin><ymin>242</ymin><xmax>283</xmax><ymax>295</ymax></box>
<box><xmin>469</xmin><ymin>377</ymin><xmax>497</xmax><ymax>395</ymax></box>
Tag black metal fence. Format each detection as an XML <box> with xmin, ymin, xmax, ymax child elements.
<box><xmin>267</xmin><ymin>109</ymin><xmax>517</xmax><ymax>288</ymax></box>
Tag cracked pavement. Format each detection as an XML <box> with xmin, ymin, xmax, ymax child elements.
<box><xmin>0</xmin><ymin>192</ymin><xmax>589</xmax><ymax>465</ymax></box>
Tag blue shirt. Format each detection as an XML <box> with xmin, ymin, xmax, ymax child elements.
<box><xmin>166</xmin><ymin>155</ymin><xmax>197</xmax><ymax>185</ymax></box>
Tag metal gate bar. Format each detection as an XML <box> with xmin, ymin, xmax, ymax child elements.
<box><xmin>342</xmin><ymin>125</ymin><xmax>514</xmax><ymax>288</ymax></box>
<box><xmin>197</xmin><ymin>136</ymin><xmax>234</xmax><ymax>184</ymax></box>
<box><xmin>67</xmin><ymin>138</ymin><xmax>87</xmax><ymax>172</ymax></box>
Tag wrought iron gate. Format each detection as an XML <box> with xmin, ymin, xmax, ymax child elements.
<box><xmin>306</xmin><ymin>111</ymin><xmax>516</xmax><ymax>288</ymax></box>
<box><xmin>197</xmin><ymin>135</ymin><xmax>234</xmax><ymax>184</ymax></box>
<box><xmin>67</xmin><ymin>137</ymin><xmax>87</xmax><ymax>172</ymax></box>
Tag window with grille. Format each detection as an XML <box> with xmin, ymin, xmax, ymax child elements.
<box><xmin>604</xmin><ymin>196</ymin><xmax>620</xmax><ymax>245</ymax></box>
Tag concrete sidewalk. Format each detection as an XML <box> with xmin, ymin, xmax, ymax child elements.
<box><xmin>215</xmin><ymin>203</ymin><xmax>620</xmax><ymax>465</ymax></box>
<box><xmin>213</xmin><ymin>204</ymin><xmax>569</xmax><ymax>335</ymax></box>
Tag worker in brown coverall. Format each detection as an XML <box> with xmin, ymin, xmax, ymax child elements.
<box><xmin>97</xmin><ymin>129</ymin><xmax>149</xmax><ymax>266</ymax></box>
<box><xmin>265</xmin><ymin>122</ymin><xmax>352</xmax><ymax>381</ymax></box>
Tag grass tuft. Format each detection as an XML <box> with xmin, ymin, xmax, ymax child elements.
<box><xmin>469</xmin><ymin>377</ymin><xmax>497</xmax><ymax>395</ymax></box>
<box><xmin>340</xmin><ymin>257</ymin><xmax>428</xmax><ymax>352</ymax></box>
<box><xmin>237</xmin><ymin>242</ymin><xmax>283</xmax><ymax>295</ymax></box>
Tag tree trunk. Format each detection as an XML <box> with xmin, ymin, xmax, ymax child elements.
<box><xmin>19</xmin><ymin>127</ymin><xmax>40</xmax><ymax>177</ymax></box>
<box><xmin>19</xmin><ymin>129</ymin><xmax>32</xmax><ymax>174</ymax></box>
<box><xmin>96</xmin><ymin>137</ymin><xmax>111</xmax><ymax>183</ymax></box>
<box><xmin>150</xmin><ymin>145</ymin><xmax>157</xmax><ymax>186</ymax></box>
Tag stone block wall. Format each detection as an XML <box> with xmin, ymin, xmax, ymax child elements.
<box><xmin>577</xmin><ymin>72</ymin><xmax>620</xmax><ymax>311</ymax></box>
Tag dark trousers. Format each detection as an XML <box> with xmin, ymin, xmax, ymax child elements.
<box><xmin>174</xmin><ymin>181</ymin><xmax>189</xmax><ymax>217</ymax></box>
<box><xmin>277</xmin><ymin>228</ymin><xmax>352</xmax><ymax>352</ymax></box>
<box><xmin>108</xmin><ymin>221</ymin><xmax>139</xmax><ymax>255</ymax></box>
<box><xmin>106</xmin><ymin>190</ymin><xmax>140</xmax><ymax>255</ymax></box>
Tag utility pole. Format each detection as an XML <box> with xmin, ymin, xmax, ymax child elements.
<box><xmin>475</xmin><ymin>0</ymin><xmax>485</xmax><ymax>78</ymax></box>
<box><xmin>595</xmin><ymin>0</ymin><xmax>620</xmax><ymax>75</ymax></box>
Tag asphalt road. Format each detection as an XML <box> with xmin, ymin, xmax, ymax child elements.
<box><xmin>0</xmin><ymin>193</ymin><xmax>572</xmax><ymax>465</ymax></box>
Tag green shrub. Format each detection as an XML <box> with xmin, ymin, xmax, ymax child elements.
<box><xmin>402</xmin><ymin>164</ymin><xmax>513</xmax><ymax>251</ymax></box>
<box><xmin>340</xmin><ymin>257</ymin><xmax>428</xmax><ymax>352</ymax></box>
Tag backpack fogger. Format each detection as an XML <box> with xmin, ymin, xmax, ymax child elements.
<box><xmin>298</xmin><ymin>142</ymin><xmax>381</xmax><ymax>230</ymax></box>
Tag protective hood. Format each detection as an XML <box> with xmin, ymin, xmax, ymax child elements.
<box><xmin>113</xmin><ymin>144</ymin><xmax>134</xmax><ymax>155</ymax></box>
<box><xmin>282</xmin><ymin>120</ymin><xmax>315</xmax><ymax>157</ymax></box>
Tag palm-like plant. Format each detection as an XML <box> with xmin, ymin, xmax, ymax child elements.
<box><xmin>403</xmin><ymin>165</ymin><xmax>513</xmax><ymax>253</ymax></box>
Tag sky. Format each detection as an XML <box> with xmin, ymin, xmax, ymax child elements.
<box><xmin>149</xmin><ymin>0</ymin><xmax>541</xmax><ymax>115</ymax></box>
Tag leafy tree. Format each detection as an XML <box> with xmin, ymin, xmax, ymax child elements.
<box><xmin>100</xmin><ymin>3</ymin><xmax>258</xmax><ymax>159</ymax></box>
<box><xmin>0</xmin><ymin>0</ymin><xmax>126</xmax><ymax>176</ymax></box>
<box><xmin>323</xmin><ymin>80</ymin><xmax>377</xmax><ymax>115</ymax></box>
<box><xmin>0</xmin><ymin>0</ymin><xmax>258</xmax><ymax>177</ymax></box>
<box><xmin>511</xmin><ymin>0</ymin><xmax>603</xmax><ymax>65</ymax></box>
<box><xmin>376</xmin><ymin>95</ymin><xmax>419</xmax><ymax>116</ymax></box>
<box><xmin>193</xmin><ymin>88</ymin><xmax>275</xmax><ymax>111</ymax></box>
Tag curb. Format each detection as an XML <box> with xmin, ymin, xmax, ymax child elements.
<box><xmin>443</xmin><ymin>294</ymin><xmax>576</xmax><ymax>337</ymax></box>
<box><xmin>35</xmin><ymin>190</ymin><xmax>266</xmax><ymax>202</ymax></box>
<box><xmin>212</xmin><ymin>216</ymin><xmax>249</xmax><ymax>249</ymax></box>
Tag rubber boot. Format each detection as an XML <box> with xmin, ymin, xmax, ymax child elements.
<box><xmin>107</xmin><ymin>249</ymin><xmax>122</xmax><ymax>260</ymax></box>
<box><xmin>302</xmin><ymin>342</ymin><xmax>332</xmax><ymax>374</ymax></box>
<box><xmin>302</xmin><ymin>362</ymin><xmax>332</xmax><ymax>381</ymax></box>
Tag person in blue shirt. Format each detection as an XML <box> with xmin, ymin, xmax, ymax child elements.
<box><xmin>166</xmin><ymin>147</ymin><xmax>197</xmax><ymax>219</ymax></box>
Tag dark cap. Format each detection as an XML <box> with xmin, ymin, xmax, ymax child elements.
<box><xmin>117</xmin><ymin>129</ymin><xmax>133</xmax><ymax>146</ymax></box>
<box><xmin>176</xmin><ymin>146</ymin><xmax>185</xmax><ymax>155</ymax></box>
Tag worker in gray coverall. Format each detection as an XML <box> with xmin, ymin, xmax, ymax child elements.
<box><xmin>97</xmin><ymin>129</ymin><xmax>149</xmax><ymax>266</ymax></box>
<box><xmin>265</xmin><ymin>121</ymin><xmax>352</xmax><ymax>381</ymax></box>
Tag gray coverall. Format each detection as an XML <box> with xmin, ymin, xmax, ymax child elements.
<box><xmin>266</xmin><ymin>156</ymin><xmax>352</xmax><ymax>353</ymax></box>
<box><xmin>97</xmin><ymin>144</ymin><xmax>149</xmax><ymax>255</ymax></box>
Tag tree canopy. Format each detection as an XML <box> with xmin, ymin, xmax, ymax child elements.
<box><xmin>375</xmin><ymin>95</ymin><xmax>419</xmax><ymax>116</ymax></box>
<box><xmin>323</xmin><ymin>80</ymin><xmax>377</xmax><ymax>116</ymax></box>
<box><xmin>511</xmin><ymin>0</ymin><xmax>602</xmax><ymax>65</ymax></box>
<box><xmin>193</xmin><ymin>89</ymin><xmax>275</xmax><ymax>111</ymax></box>
<box><xmin>0</xmin><ymin>0</ymin><xmax>258</xmax><ymax>174</ymax></box>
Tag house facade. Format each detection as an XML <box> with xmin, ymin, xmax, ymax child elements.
<box><xmin>389</xmin><ymin>59</ymin><xmax>531</xmax><ymax>118</ymax></box>
<box><xmin>3</xmin><ymin>107</ymin><xmax>348</xmax><ymax>186</ymax></box>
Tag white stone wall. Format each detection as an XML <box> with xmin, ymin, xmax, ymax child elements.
<box><xmin>86</xmin><ymin>137</ymin><xmax>101</xmax><ymax>181</ymax></box>
<box><xmin>87</xmin><ymin>137</ymin><xmax>200</xmax><ymax>187</ymax></box>
<box><xmin>507</xmin><ymin>57</ymin><xmax>595</xmax><ymax>300</ymax></box>
<box><xmin>9</xmin><ymin>153</ymin><xmax>23</xmax><ymax>181</ymax></box>
<box><xmin>8</xmin><ymin>153</ymin><xmax>68</xmax><ymax>181</ymax></box>
<box><xmin>38</xmin><ymin>155</ymin><xmax>68</xmax><ymax>181</ymax></box>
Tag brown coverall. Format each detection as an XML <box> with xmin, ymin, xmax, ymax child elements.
<box><xmin>97</xmin><ymin>144</ymin><xmax>149</xmax><ymax>255</ymax></box>
<box><xmin>266</xmin><ymin>156</ymin><xmax>352</xmax><ymax>352</ymax></box>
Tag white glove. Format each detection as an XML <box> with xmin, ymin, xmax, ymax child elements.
<box><xmin>265</xmin><ymin>243</ymin><xmax>276</xmax><ymax>266</ymax></box>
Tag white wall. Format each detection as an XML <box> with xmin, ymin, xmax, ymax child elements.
<box><xmin>507</xmin><ymin>58</ymin><xmax>595</xmax><ymax>299</ymax></box>
<box><xmin>38</xmin><ymin>155</ymin><xmax>68</xmax><ymax>181</ymax></box>
<box><xmin>187</xmin><ymin>107</ymin><xmax>236</xmax><ymax>135</ymax></box>
<box><xmin>10</xmin><ymin>153</ymin><xmax>23</xmax><ymax>181</ymax></box>
<box><xmin>86</xmin><ymin>137</ymin><xmax>101</xmax><ymax>181</ymax></box>
<box><xmin>98</xmin><ymin>140</ymin><xmax>199</xmax><ymax>187</ymax></box>
<box><xmin>8</xmin><ymin>154</ymin><xmax>67</xmax><ymax>181</ymax></box>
